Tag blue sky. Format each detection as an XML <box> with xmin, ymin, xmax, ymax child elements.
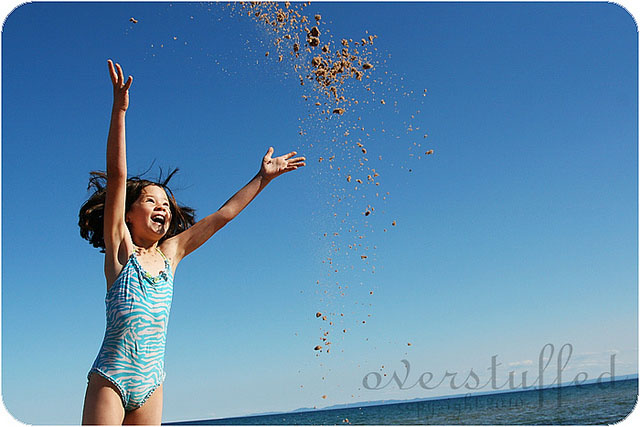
<box><xmin>1</xmin><ymin>1</ymin><xmax>638</xmax><ymax>424</ymax></box>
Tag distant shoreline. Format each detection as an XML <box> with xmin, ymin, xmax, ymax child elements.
<box><xmin>164</xmin><ymin>374</ymin><xmax>638</xmax><ymax>425</ymax></box>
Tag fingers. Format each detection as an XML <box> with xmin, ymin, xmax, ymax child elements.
<box><xmin>287</xmin><ymin>156</ymin><xmax>306</xmax><ymax>164</ymax></box>
<box><xmin>285</xmin><ymin>157</ymin><xmax>306</xmax><ymax>173</ymax></box>
<box><xmin>123</xmin><ymin>75</ymin><xmax>133</xmax><ymax>91</ymax></box>
<box><xmin>287</xmin><ymin>161</ymin><xmax>306</xmax><ymax>169</ymax></box>
<box><xmin>116</xmin><ymin>62</ymin><xmax>125</xmax><ymax>86</ymax></box>
<box><xmin>284</xmin><ymin>164</ymin><xmax>304</xmax><ymax>172</ymax></box>
<box><xmin>265</xmin><ymin>148</ymin><xmax>306</xmax><ymax>172</ymax></box>
<box><xmin>107</xmin><ymin>59</ymin><xmax>117</xmax><ymax>85</ymax></box>
<box><xmin>265</xmin><ymin>148</ymin><xmax>304</xmax><ymax>161</ymax></box>
<box><xmin>108</xmin><ymin>59</ymin><xmax>133</xmax><ymax>91</ymax></box>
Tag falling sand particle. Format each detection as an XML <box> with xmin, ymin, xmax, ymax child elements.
<box><xmin>233</xmin><ymin>1</ymin><xmax>433</xmax><ymax>370</ymax></box>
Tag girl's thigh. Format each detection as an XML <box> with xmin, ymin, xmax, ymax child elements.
<box><xmin>82</xmin><ymin>373</ymin><xmax>125</xmax><ymax>425</ymax></box>
<box><xmin>123</xmin><ymin>384</ymin><xmax>163</xmax><ymax>425</ymax></box>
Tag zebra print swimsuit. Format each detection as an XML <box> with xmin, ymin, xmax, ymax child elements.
<box><xmin>88</xmin><ymin>248</ymin><xmax>173</xmax><ymax>411</ymax></box>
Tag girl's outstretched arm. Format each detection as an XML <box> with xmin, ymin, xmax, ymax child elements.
<box><xmin>103</xmin><ymin>60</ymin><xmax>134</xmax><ymax>286</ymax></box>
<box><xmin>164</xmin><ymin>147</ymin><xmax>305</xmax><ymax>263</ymax></box>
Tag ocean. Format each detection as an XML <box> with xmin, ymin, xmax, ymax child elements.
<box><xmin>165</xmin><ymin>378</ymin><xmax>637</xmax><ymax>425</ymax></box>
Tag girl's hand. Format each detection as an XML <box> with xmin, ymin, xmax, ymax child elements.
<box><xmin>259</xmin><ymin>147</ymin><xmax>306</xmax><ymax>181</ymax></box>
<box><xmin>107</xmin><ymin>59</ymin><xmax>133</xmax><ymax>112</ymax></box>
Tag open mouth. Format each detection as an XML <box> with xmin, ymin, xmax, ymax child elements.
<box><xmin>151</xmin><ymin>215</ymin><xmax>166</xmax><ymax>226</ymax></box>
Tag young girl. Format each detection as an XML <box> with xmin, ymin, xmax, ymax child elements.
<box><xmin>78</xmin><ymin>60</ymin><xmax>306</xmax><ymax>425</ymax></box>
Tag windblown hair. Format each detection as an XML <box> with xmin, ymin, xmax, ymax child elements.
<box><xmin>79</xmin><ymin>169</ymin><xmax>196</xmax><ymax>252</ymax></box>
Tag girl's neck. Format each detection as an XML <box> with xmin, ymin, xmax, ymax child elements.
<box><xmin>133</xmin><ymin>240</ymin><xmax>159</xmax><ymax>255</ymax></box>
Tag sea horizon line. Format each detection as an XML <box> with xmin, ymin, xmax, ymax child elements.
<box><xmin>164</xmin><ymin>373</ymin><xmax>638</xmax><ymax>425</ymax></box>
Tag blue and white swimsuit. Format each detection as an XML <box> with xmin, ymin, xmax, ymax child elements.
<box><xmin>88</xmin><ymin>249</ymin><xmax>173</xmax><ymax>411</ymax></box>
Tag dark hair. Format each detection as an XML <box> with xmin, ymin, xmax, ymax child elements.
<box><xmin>78</xmin><ymin>169</ymin><xmax>196</xmax><ymax>252</ymax></box>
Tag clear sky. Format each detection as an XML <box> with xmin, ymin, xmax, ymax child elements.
<box><xmin>1</xmin><ymin>1</ymin><xmax>638</xmax><ymax>425</ymax></box>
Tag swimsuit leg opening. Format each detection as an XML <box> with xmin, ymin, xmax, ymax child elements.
<box><xmin>88</xmin><ymin>369</ymin><xmax>128</xmax><ymax>410</ymax></box>
<box><xmin>128</xmin><ymin>380</ymin><xmax>163</xmax><ymax>412</ymax></box>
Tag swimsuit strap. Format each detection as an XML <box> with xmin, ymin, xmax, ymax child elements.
<box><xmin>156</xmin><ymin>247</ymin><xmax>172</xmax><ymax>271</ymax></box>
<box><xmin>156</xmin><ymin>247</ymin><xmax>168</xmax><ymax>262</ymax></box>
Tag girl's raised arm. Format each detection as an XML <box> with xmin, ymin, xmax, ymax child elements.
<box><xmin>103</xmin><ymin>60</ymin><xmax>134</xmax><ymax>286</ymax></box>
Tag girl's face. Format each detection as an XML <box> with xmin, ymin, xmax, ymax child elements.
<box><xmin>126</xmin><ymin>185</ymin><xmax>173</xmax><ymax>241</ymax></box>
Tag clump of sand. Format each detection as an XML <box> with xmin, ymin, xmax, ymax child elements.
<box><xmin>238</xmin><ymin>0</ymin><xmax>379</xmax><ymax>119</ymax></box>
